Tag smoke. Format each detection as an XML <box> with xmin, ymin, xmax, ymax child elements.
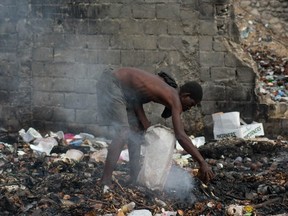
<box><xmin>163</xmin><ymin>165</ymin><xmax>196</xmax><ymax>203</ymax></box>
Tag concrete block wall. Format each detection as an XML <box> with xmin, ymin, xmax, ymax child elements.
<box><xmin>0</xmin><ymin>0</ymin><xmax>276</xmax><ymax>138</ymax></box>
<box><xmin>0</xmin><ymin>0</ymin><xmax>32</xmax><ymax>131</ymax></box>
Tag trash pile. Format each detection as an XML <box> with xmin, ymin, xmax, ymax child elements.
<box><xmin>234</xmin><ymin>0</ymin><xmax>288</xmax><ymax>107</ymax></box>
<box><xmin>0</xmin><ymin>126</ymin><xmax>287</xmax><ymax>216</ymax></box>
<box><xmin>252</xmin><ymin>50</ymin><xmax>288</xmax><ymax>103</ymax></box>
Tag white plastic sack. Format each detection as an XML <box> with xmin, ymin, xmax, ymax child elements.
<box><xmin>137</xmin><ymin>124</ymin><xmax>175</xmax><ymax>191</ymax></box>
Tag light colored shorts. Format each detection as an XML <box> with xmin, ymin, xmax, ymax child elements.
<box><xmin>97</xmin><ymin>68</ymin><xmax>138</xmax><ymax>130</ymax></box>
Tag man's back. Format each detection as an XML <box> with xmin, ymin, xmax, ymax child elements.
<box><xmin>114</xmin><ymin>67</ymin><xmax>181</xmax><ymax>109</ymax></box>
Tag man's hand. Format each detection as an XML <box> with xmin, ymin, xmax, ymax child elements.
<box><xmin>142</xmin><ymin>121</ymin><xmax>151</xmax><ymax>131</ymax></box>
<box><xmin>197</xmin><ymin>162</ymin><xmax>214</xmax><ymax>184</ymax></box>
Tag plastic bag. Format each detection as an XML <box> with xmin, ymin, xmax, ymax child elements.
<box><xmin>137</xmin><ymin>124</ymin><xmax>175</xmax><ymax>191</ymax></box>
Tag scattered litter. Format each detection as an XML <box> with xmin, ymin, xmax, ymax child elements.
<box><xmin>128</xmin><ymin>209</ymin><xmax>152</xmax><ymax>216</ymax></box>
<box><xmin>19</xmin><ymin>127</ymin><xmax>42</xmax><ymax>143</ymax></box>
<box><xmin>213</xmin><ymin>111</ymin><xmax>264</xmax><ymax>140</ymax></box>
<box><xmin>1</xmin><ymin>126</ymin><xmax>287</xmax><ymax>215</ymax></box>
<box><xmin>90</xmin><ymin>148</ymin><xmax>108</xmax><ymax>162</ymax></box>
<box><xmin>119</xmin><ymin>149</ymin><xmax>129</xmax><ymax>162</ymax></box>
<box><xmin>29</xmin><ymin>137</ymin><xmax>58</xmax><ymax>155</ymax></box>
<box><xmin>64</xmin><ymin>149</ymin><xmax>84</xmax><ymax>161</ymax></box>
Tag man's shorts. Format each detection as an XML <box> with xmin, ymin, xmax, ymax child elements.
<box><xmin>96</xmin><ymin>68</ymin><xmax>130</xmax><ymax>129</ymax></box>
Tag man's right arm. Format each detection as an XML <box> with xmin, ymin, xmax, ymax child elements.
<box><xmin>170</xmin><ymin>103</ymin><xmax>214</xmax><ymax>183</ymax></box>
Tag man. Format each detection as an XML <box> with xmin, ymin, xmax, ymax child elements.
<box><xmin>96</xmin><ymin>67</ymin><xmax>214</xmax><ymax>191</ymax></box>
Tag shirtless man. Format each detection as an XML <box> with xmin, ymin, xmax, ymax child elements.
<box><xmin>96</xmin><ymin>67</ymin><xmax>214</xmax><ymax>190</ymax></box>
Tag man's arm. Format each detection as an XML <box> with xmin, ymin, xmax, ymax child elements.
<box><xmin>133</xmin><ymin>103</ymin><xmax>150</xmax><ymax>130</ymax></box>
<box><xmin>170</xmin><ymin>103</ymin><xmax>214</xmax><ymax>183</ymax></box>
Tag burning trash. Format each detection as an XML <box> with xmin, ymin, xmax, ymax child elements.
<box><xmin>0</xmin><ymin>125</ymin><xmax>287</xmax><ymax>215</ymax></box>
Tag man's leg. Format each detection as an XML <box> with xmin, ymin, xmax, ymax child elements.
<box><xmin>101</xmin><ymin>127</ymin><xmax>129</xmax><ymax>186</ymax></box>
<box><xmin>127</xmin><ymin>132</ymin><xmax>142</xmax><ymax>183</ymax></box>
<box><xmin>127</xmin><ymin>108</ymin><xmax>145</xmax><ymax>184</ymax></box>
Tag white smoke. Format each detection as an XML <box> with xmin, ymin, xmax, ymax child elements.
<box><xmin>163</xmin><ymin>165</ymin><xmax>196</xmax><ymax>203</ymax></box>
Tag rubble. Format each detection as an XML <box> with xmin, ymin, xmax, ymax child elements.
<box><xmin>0</xmin><ymin>128</ymin><xmax>287</xmax><ymax>216</ymax></box>
<box><xmin>233</xmin><ymin>0</ymin><xmax>288</xmax><ymax>118</ymax></box>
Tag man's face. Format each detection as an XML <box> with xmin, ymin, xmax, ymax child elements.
<box><xmin>181</xmin><ymin>94</ymin><xmax>199</xmax><ymax>111</ymax></box>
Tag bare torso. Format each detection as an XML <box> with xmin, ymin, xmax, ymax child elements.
<box><xmin>113</xmin><ymin>67</ymin><xmax>180</xmax><ymax>108</ymax></box>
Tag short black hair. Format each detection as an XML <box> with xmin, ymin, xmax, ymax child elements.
<box><xmin>180</xmin><ymin>81</ymin><xmax>203</xmax><ymax>102</ymax></box>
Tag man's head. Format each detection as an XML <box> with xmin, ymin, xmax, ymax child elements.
<box><xmin>179</xmin><ymin>81</ymin><xmax>203</xmax><ymax>111</ymax></box>
<box><xmin>161</xmin><ymin>81</ymin><xmax>203</xmax><ymax>119</ymax></box>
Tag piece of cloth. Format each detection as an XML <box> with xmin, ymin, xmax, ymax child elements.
<box><xmin>158</xmin><ymin>71</ymin><xmax>178</xmax><ymax>119</ymax></box>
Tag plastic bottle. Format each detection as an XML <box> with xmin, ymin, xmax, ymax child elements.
<box><xmin>120</xmin><ymin>202</ymin><xmax>136</xmax><ymax>213</ymax></box>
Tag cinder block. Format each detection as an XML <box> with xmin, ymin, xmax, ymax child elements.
<box><xmin>98</xmin><ymin>50</ymin><xmax>120</xmax><ymax>65</ymax></box>
<box><xmin>199</xmin><ymin>20</ymin><xmax>217</xmax><ymax>35</ymax></box>
<box><xmin>226</xmin><ymin>85</ymin><xmax>253</xmax><ymax>101</ymax></box>
<box><xmin>213</xmin><ymin>37</ymin><xmax>228</xmax><ymax>51</ymax></box>
<box><xmin>200</xmin><ymin>67</ymin><xmax>211</xmax><ymax>81</ymax></box>
<box><xmin>0</xmin><ymin>91</ymin><xmax>9</xmax><ymax>104</ymax></box>
<box><xmin>144</xmin><ymin>51</ymin><xmax>166</xmax><ymax>65</ymax></box>
<box><xmin>33</xmin><ymin>106</ymin><xmax>54</xmax><ymax>121</ymax></box>
<box><xmin>53</xmin><ymin>48</ymin><xmax>76</xmax><ymax>63</ymax></box>
<box><xmin>52</xmin><ymin>107</ymin><xmax>75</xmax><ymax>122</ymax></box>
<box><xmin>167</xmin><ymin>21</ymin><xmax>183</xmax><ymax>35</ymax></box>
<box><xmin>132</xmin><ymin>4</ymin><xmax>156</xmax><ymax>19</ymax></box>
<box><xmin>120</xmin><ymin>20</ymin><xmax>144</xmax><ymax>34</ymax></box>
<box><xmin>202</xmin><ymin>84</ymin><xmax>226</xmax><ymax>101</ymax></box>
<box><xmin>32</xmin><ymin>77</ymin><xmax>53</xmax><ymax>92</ymax></box>
<box><xmin>225</xmin><ymin>52</ymin><xmax>244</xmax><ymax>67</ymax></box>
<box><xmin>121</xmin><ymin>50</ymin><xmax>145</xmax><ymax>66</ymax></box>
<box><xmin>144</xmin><ymin>20</ymin><xmax>168</xmax><ymax>35</ymax></box>
<box><xmin>76</xmin><ymin>109</ymin><xmax>97</xmax><ymax>124</ymax></box>
<box><xmin>65</xmin><ymin>93</ymin><xmax>91</xmax><ymax>109</ymax></box>
<box><xmin>133</xmin><ymin>35</ymin><xmax>157</xmax><ymax>50</ymax></box>
<box><xmin>32</xmin><ymin>47</ymin><xmax>53</xmax><ymax>62</ymax></box>
<box><xmin>180</xmin><ymin>8</ymin><xmax>199</xmax><ymax>22</ymax></box>
<box><xmin>100</xmin><ymin>20</ymin><xmax>120</xmax><ymax>34</ymax></box>
<box><xmin>200</xmin><ymin>51</ymin><xmax>224</xmax><ymax>67</ymax></box>
<box><xmin>74</xmin><ymin>49</ymin><xmax>99</xmax><ymax>64</ymax></box>
<box><xmin>199</xmin><ymin>36</ymin><xmax>213</xmax><ymax>51</ymax></box>
<box><xmin>198</xmin><ymin>2</ymin><xmax>214</xmax><ymax>19</ymax></box>
<box><xmin>236</xmin><ymin>66</ymin><xmax>256</xmax><ymax>83</ymax></box>
<box><xmin>211</xmin><ymin>67</ymin><xmax>235</xmax><ymax>80</ymax></box>
<box><xmin>0</xmin><ymin>20</ymin><xmax>16</xmax><ymax>34</ymax></box>
<box><xmin>201</xmin><ymin>101</ymin><xmax>218</xmax><ymax>115</ymax></box>
<box><xmin>52</xmin><ymin>78</ymin><xmax>75</xmax><ymax>92</ymax></box>
<box><xmin>157</xmin><ymin>36</ymin><xmax>182</xmax><ymax>50</ymax></box>
<box><xmin>46</xmin><ymin>63</ymin><xmax>87</xmax><ymax>79</ymax></box>
<box><xmin>166</xmin><ymin>51</ymin><xmax>181</xmax><ymax>65</ymax></box>
<box><xmin>110</xmin><ymin>35</ymin><xmax>134</xmax><ymax>49</ymax></box>
<box><xmin>156</xmin><ymin>4</ymin><xmax>180</xmax><ymax>19</ymax></box>
<box><xmin>108</xmin><ymin>4</ymin><xmax>132</xmax><ymax>18</ymax></box>
<box><xmin>33</xmin><ymin>92</ymin><xmax>64</xmax><ymax>107</ymax></box>
<box><xmin>75</xmin><ymin>79</ymin><xmax>97</xmax><ymax>94</ymax></box>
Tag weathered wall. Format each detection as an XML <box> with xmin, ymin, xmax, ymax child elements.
<box><xmin>0</xmin><ymin>0</ymin><xmax>262</xmax><ymax>138</ymax></box>
<box><xmin>0</xmin><ymin>0</ymin><xmax>32</xmax><ymax>131</ymax></box>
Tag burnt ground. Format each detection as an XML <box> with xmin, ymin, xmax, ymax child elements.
<box><xmin>0</xmin><ymin>132</ymin><xmax>287</xmax><ymax>216</ymax></box>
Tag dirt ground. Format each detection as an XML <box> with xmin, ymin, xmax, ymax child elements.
<box><xmin>0</xmin><ymin>133</ymin><xmax>287</xmax><ymax>216</ymax></box>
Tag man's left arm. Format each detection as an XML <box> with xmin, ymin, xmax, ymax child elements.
<box><xmin>133</xmin><ymin>103</ymin><xmax>150</xmax><ymax>130</ymax></box>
